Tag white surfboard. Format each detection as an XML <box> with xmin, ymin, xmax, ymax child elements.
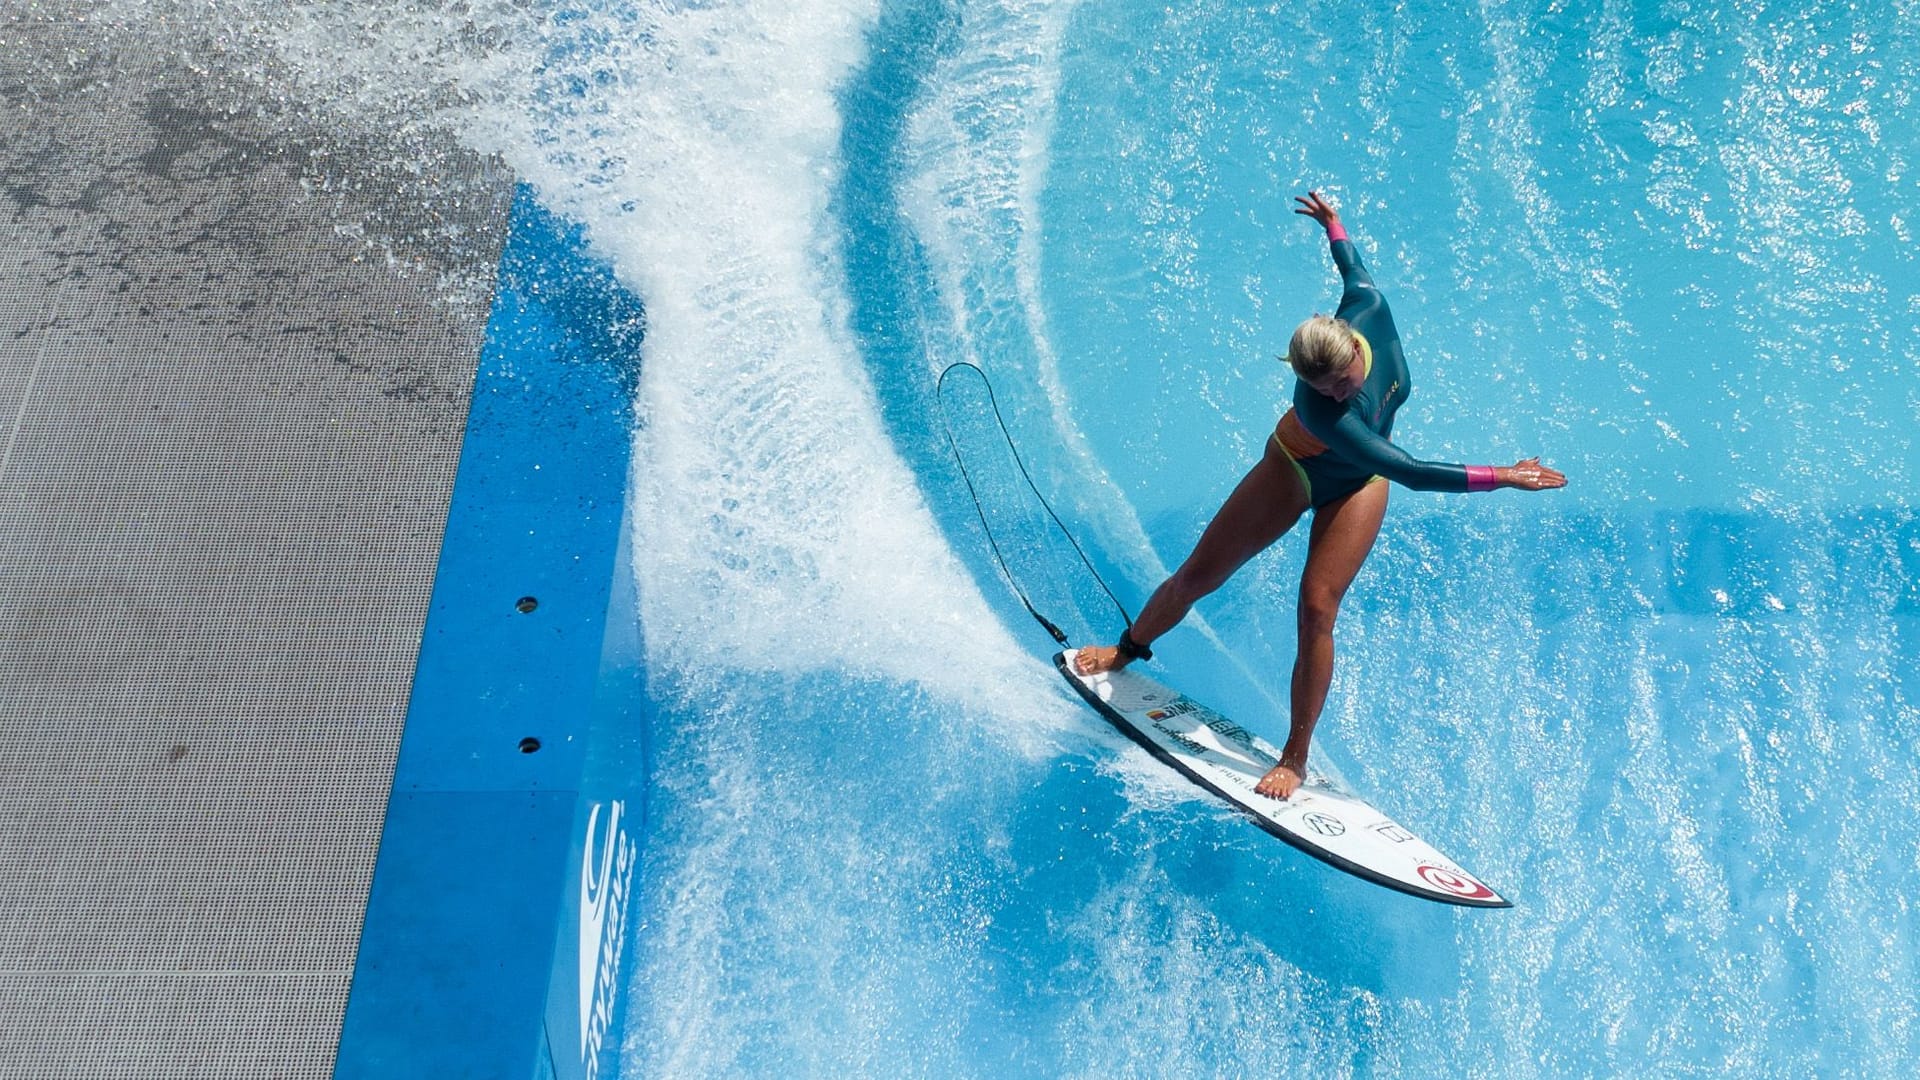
<box><xmin>1056</xmin><ymin>650</ymin><xmax>1510</xmax><ymax>908</ymax></box>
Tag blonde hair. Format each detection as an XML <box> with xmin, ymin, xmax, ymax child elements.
<box><xmin>1284</xmin><ymin>315</ymin><xmax>1356</xmax><ymax>382</ymax></box>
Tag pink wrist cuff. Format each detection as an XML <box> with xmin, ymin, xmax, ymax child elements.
<box><xmin>1325</xmin><ymin>223</ymin><xmax>1348</xmax><ymax>243</ymax></box>
<box><xmin>1465</xmin><ymin>465</ymin><xmax>1500</xmax><ymax>492</ymax></box>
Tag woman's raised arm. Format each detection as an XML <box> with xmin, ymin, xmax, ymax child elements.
<box><xmin>1293</xmin><ymin>189</ymin><xmax>1373</xmax><ymax>297</ymax></box>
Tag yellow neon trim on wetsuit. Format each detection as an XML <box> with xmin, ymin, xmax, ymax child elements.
<box><xmin>1267</xmin><ymin>433</ymin><xmax>1313</xmax><ymax>501</ymax></box>
<box><xmin>1287</xmin><ymin>451</ymin><xmax>1313</xmax><ymax>495</ymax></box>
<box><xmin>1352</xmin><ymin>332</ymin><xmax>1378</xmax><ymax>490</ymax></box>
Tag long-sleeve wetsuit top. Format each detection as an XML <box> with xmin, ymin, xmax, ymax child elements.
<box><xmin>1279</xmin><ymin>233</ymin><xmax>1474</xmax><ymax>498</ymax></box>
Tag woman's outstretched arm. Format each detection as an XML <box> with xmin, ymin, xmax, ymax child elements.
<box><xmin>1319</xmin><ymin>410</ymin><xmax>1568</xmax><ymax>492</ymax></box>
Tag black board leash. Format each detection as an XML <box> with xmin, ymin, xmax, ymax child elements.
<box><xmin>933</xmin><ymin>361</ymin><xmax>1137</xmax><ymax>650</ymax></box>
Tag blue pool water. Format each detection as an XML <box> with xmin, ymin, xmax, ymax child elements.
<box><xmin>133</xmin><ymin>0</ymin><xmax>1918</xmax><ymax>1073</ymax></box>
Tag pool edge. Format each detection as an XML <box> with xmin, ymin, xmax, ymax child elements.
<box><xmin>335</xmin><ymin>187</ymin><xmax>645</xmax><ymax>1080</ymax></box>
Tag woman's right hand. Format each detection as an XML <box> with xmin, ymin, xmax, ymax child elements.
<box><xmin>1292</xmin><ymin>190</ymin><xmax>1342</xmax><ymax>231</ymax></box>
<box><xmin>1499</xmin><ymin>457</ymin><xmax>1567</xmax><ymax>491</ymax></box>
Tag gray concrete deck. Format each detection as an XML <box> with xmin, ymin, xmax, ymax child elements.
<box><xmin>1</xmin><ymin>13</ymin><xmax>513</xmax><ymax>1077</ymax></box>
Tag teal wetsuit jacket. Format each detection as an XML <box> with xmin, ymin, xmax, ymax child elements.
<box><xmin>1271</xmin><ymin>232</ymin><xmax>1476</xmax><ymax>508</ymax></box>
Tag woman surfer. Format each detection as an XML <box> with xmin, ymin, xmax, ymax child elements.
<box><xmin>1072</xmin><ymin>190</ymin><xmax>1566</xmax><ymax>800</ymax></box>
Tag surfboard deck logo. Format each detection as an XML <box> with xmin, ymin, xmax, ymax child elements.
<box><xmin>1056</xmin><ymin>649</ymin><xmax>1511</xmax><ymax>908</ymax></box>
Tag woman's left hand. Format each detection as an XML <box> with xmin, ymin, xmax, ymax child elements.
<box><xmin>1499</xmin><ymin>457</ymin><xmax>1567</xmax><ymax>491</ymax></box>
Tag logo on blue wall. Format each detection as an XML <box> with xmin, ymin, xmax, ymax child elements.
<box><xmin>579</xmin><ymin>800</ymin><xmax>637</xmax><ymax>1080</ymax></box>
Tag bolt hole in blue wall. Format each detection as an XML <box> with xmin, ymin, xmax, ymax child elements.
<box><xmin>336</xmin><ymin>187</ymin><xmax>646</xmax><ymax>1080</ymax></box>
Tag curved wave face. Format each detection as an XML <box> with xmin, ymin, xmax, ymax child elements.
<box><xmin>112</xmin><ymin>0</ymin><xmax>1920</xmax><ymax>1074</ymax></box>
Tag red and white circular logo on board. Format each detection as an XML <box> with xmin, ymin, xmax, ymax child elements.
<box><xmin>1415</xmin><ymin>864</ymin><xmax>1497</xmax><ymax>900</ymax></box>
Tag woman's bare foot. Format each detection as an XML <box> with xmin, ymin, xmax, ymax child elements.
<box><xmin>1254</xmin><ymin>757</ymin><xmax>1307</xmax><ymax>800</ymax></box>
<box><xmin>1072</xmin><ymin>644</ymin><xmax>1131</xmax><ymax>676</ymax></box>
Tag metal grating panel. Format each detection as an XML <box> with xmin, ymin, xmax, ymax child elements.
<box><xmin>1</xmin><ymin>13</ymin><xmax>514</xmax><ymax>1078</ymax></box>
<box><xmin>0</xmin><ymin>973</ymin><xmax>351</xmax><ymax>1080</ymax></box>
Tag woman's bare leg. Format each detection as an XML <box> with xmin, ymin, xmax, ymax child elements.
<box><xmin>1254</xmin><ymin>478</ymin><xmax>1389</xmax><ymax>799</ymax></box>
<box><xmin>1073</xmin><ymin>448</ymin><xmax>1308</xmax><ymax>675</ymax></box>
